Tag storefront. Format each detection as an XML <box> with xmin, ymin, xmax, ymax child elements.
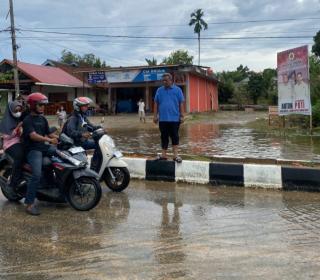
<box><xmin>85</xmin><ymin>65</ymin><xmax>218</xmax><ymax>113</ymax></box>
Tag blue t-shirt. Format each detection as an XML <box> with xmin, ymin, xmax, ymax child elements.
<box><xmin>154</xmin><ymin>85</ymin><xmax>185</xmax><ymax>122</ymax></box>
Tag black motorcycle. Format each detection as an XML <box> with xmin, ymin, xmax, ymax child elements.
<box><xmin>0</xmin><ymin>134</ymin><xmax>102</xmax><ymax>211</ymax></box>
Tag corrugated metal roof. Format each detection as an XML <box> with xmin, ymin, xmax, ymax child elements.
<box><xmin>1</xmin><ymin>59</ymin><xmax>88</xmax><ymax>88</ymax></box>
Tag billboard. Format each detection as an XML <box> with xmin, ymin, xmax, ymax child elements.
<box><xmin>277</xmin><ymin>45</ymin><xmax>311</xmax><ymax>115</ymax></box>
<box><xmin>87</xmin><ymin>71</ymin><xmax>107</xmax><ymax>84</ymax></box>
<box><xmin>87</xmin><ymin>68</ymin><xmax>167</xmax><ymax>84</ymax></box>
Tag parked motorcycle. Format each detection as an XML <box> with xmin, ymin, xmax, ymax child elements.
<box><xmin>0</xmin><ymin>134</ymin><xmax>102</xmax><ymax>211</ymax></box>
<box><xmin>59</xmin><ymin>128</ymin><xmax>130</xmax><ymax>192</ymax></box>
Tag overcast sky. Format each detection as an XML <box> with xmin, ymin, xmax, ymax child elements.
<box><xmin>0</xmin><ymin>0</ymin><xmax>319</xmax><ymax>72</ymax></box>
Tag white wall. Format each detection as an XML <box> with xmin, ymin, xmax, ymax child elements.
<box><xmin>31</xmin><ymin>85</ymin><xmax>75</xmax><ymax>101</ymax></box>
<box><xmin>30</xmin><ymin>86</ymin><xmax>96</xmax><ymax>102</ymax></box>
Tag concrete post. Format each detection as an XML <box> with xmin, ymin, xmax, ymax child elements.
<box><xmin>145</xmin><ymin>86</ymin><xmax>150</xmax><ymax>112</ymax></box>
<box><xmin>107</xmin><ymin>87</ymin><xmax>112</xmax><ymax>114</ymax></box>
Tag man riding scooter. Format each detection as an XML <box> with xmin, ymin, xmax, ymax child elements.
<box><xmin>22</xmin><ymin>92</ymin><xmax>59</xmax><ymax>215</ymax></box>
<box><xmin>61</xmin><ymin>97</ymin><xmax>102</xmax><ymax>171</ymax></box>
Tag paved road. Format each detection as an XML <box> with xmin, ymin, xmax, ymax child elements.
<box><xmin>1</xmin><ymin>180</ymin><xmax>320</xmax><ymax>279</ymax></box>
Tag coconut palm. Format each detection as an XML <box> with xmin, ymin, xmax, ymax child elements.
<box><xmin>145</xmin><ymin>57</ymin><xmax>158</xmax><ymax>66</ymax></box>
<box><xmin>189</xmin><ymin>9</ymin><xmax>208</xmax><ymax>65</ymax></box>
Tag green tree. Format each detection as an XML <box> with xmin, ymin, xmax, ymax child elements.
<box><xmin>235</xmin><ymin>65</ymin><xmax>250</xmax><ymax>82</ymax></box>
<box><xmin>310</xmin><ymin>54</ymin><xmax>320</xmax><ymax>104</ymax></box>
<box><xmin>145</xmin><ymin>57</ymin><xmax>158</xmax><ymax>66</ymax></box>
<box><xmin>230</xmin><ymin>83</ymin><xmax>249</xmax><ymax>106</ymax></box>
<box><xmin>247</xmin><ymin>73</ymin><xmax>264</xmax><ymax>104</ymax></box>
<box><xmin>162</xmin><ymin>50</ymin><xmax>193</xmax><ymax>65</ymax></box>
<box><xmin>60</xmin><ymin>50</ymin><xmax>81</xmax><ymax>65</ymax></box>
<box><xmin>60</xmin><ymin>50</ymin><xmax>108</xmax><ymax>68</ymax></box>
<box><xmin>262</xmin><ymin>68</ymin><xmax>277</xmax><ymax>105</ymax></box>
<box><xmin>0</xmin><ymin>71</ymin><xmax>14</xmax><ymax>82</ymax></box>
<box><xmin>189</xmin><ymin>8</ymin><xmax>208</xmax><ymax>65</ymax></box>
<box><xmin>217</xmin><ymin>72</ymin><xmax>235</xmax><ymax>103</ymax></box>
<box><xmin>217</xmin><ymin>65</ymin><xmax>251</xmax><ymax>104</ymax></box>
<box><xmin>312</xmin><ymin>30</ymin><xmax>320</xmax><ymax>57</ymax></box>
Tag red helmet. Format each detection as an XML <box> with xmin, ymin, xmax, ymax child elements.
<box><xmin>73</xmin><ymin>97</ymin><xmax>92</xmax><ymax>112</ymax></box>
<box><xmin>27</xmin><ymin>92</ymin><xmax>48</xmax><ymax>111</ymax></box>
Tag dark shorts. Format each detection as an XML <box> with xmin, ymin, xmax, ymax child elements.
<box><xmin>159</xmin><ymin>121</ymin><xmax>180</xmax><ymax>149</ymax></box>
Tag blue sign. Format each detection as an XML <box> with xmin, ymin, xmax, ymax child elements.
<box><xmin>88</xmin><ymin>71</ymin><xmax>107</xmax><ymax>84</ymax></box>
<box><xmin>133</xmin><ymin>68</ymin><xmax>166</xmax><ymax>82</ymax></box>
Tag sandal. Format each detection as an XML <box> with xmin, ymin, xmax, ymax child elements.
<box><xmin>173</xmin><ymin>156</ymin><xmax>182</xmax><ymax>163</ymax></box>
<box><xmin>155</xmin><ymin>155</ymin><xmax>168</xmax><ymax>160</ymax></box>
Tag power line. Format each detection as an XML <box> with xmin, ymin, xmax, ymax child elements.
<box><xmin>11</xmin><ymin>37</ymin><xmax>312</xmax><ymax>49</ymax></box>
<box><xmin>17</xmin><ymin>29</ymin><xmax>314</xmax><ymax>40</ymax></box>
<box><xmin>16</xmin><ymin>16</ymin><xmax>320</xmax><ymax>30</ymax></box>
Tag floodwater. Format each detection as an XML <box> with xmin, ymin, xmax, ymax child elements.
<box><xmin>110</xmin><ymin>123</ymin><xmax>320</xmax><ymax>161</ymax></box>
<box><xmin>1</xmin><ymin>180</ymin><xmax>320</xmax><ymax>279</ymax></box>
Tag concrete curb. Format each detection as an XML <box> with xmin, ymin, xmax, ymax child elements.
<box><xmin>123</xmin><ymin>157</ymin><xmax>320</xmax><ymax>192</ymax></box>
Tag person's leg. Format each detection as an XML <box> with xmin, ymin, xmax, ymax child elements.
<box><xmin>142</xmin><ymin>111</ymin><xmax>146</xmax><ymax>123</ymax></box>
<box><xmin>169</xmin><ymin>122</ymin><xmax>181</xmax><ymax>161</ymax></box>
<box><xmin>159</xmin><ymin>122</ymin><xmax>169</xmax><ymax>159</ymax></box>
<box><xmin>25</xmin><ymin>150</ymin><xmax>43</xmax><ymax>215</ymax></box>
<box><xmin>42</xmin><ymin>145</ymin><xmax>57</xmax><ymax>186</ymax></box>
<box><xmin>82</xmin><ymin>139</ymin><xmax>100</xmax><ymax>171</ymax></box>
<box><xmin>5</xmin><ymin>143</ymin><xmax>24</xmax><ymax>188</ymax></box>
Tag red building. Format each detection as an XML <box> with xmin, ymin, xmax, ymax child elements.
<box><xmin>0</xmin><ymin>59</ymin><xmax>92</xmax><ymax>114</ymax></box>
<box><xmin>83</xmin><ymin>64</ymin><xmax>219</xmax><ymax>113</ymax></box>
<box><xmin>0</xmin><ymin>60</ymin><xmax>219</xmax><ymax>114</ymax></box>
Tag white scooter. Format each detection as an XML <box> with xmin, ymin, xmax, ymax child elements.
<box><xmin>59</xmin><ymin>128</ymin><xmax>130</xmax><ymax>192</ymax></box>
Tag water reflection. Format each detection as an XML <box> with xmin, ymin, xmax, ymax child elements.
<box><xmin>110</xmin><ymin>123</ymin><xmax>320</xmax><ymax>161</ymax></box>
<box><xmin>153</xmin><ymin>195</ymin><xmax>188</xmax><ymax>279</ymax></box>
<box><xmin>0</xmin><ymin>192</ymin><xmax>130</xmax><ymax>279</ymax></box>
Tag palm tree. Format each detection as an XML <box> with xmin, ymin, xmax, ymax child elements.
<box><xmin>145</xmin><ymin>57</ymin><xmax>158</xmax><ymax>66</ymax></box>
<box><xmin>189</xmin><ymin>9</ymin><xmax>208</xmax><ymax>65</ymax></box>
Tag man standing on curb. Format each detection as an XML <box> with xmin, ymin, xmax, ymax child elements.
<box><xmin>153</xmin><ymin>73</ymin><xmax>185</xmax><ymax>163</ymax></box>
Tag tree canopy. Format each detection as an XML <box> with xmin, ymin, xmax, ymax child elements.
<box><xmin>162</xmin><ymin>50</ymin><xmax>193</xmax><ymax>65</ymax></box>
<box><xmin>145</xmin><ymin>57</ymin><xmax>158</xmax><ymax>66</ymax></box>
<box><xmin>312</xmin><ymin>30</ymin><xmax>320</xmax><ymax>57</ymax></box>
<box><xmin>60</xmin><ymin>50</ymin><xmax>108</xmax><ymax>68</ymax></box>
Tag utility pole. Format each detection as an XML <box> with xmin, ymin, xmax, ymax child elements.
<box><xmin>9</xmin><ymin>0</ymin><xmax>20</xmax><ymax>97</ymax></box>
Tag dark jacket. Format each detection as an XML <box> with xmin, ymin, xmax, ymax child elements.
<box><xmin>62</xmin><ymin>112</ymin><xmax>101</xmax><ymax>145</ymax></box>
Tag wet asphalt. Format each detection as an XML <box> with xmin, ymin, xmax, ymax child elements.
<box><xmin>1</xmin><ymin>180</ymin><xmax>320</xmax><ymax>280</ymax></box>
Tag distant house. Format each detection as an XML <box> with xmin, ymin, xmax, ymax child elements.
<box><xmin>0</xmin><ymin>59</ymin><xmax>92</xmax><ymax>114</ymax></box>
<box><xmin>0</xmin><ymin>59</ymin><xmax>219</xmax><ymax>115</ymax></box>
<box><xmin>81</xmin><ymin>64</ymin><xmax>219</xmax><ymax>113</ymax></box>
<box><xmin>42</xmin><ymin>59</ymin><xmax>110</xmax><ymax>108</ymax></box>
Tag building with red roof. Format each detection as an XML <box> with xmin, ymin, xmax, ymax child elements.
<box><xmin>0</xmin><ymin>59</ymin><xmax>93</xmax><ymax>114</ymax></box>
<box><xmin>0</xmin><ymin>59</ymin><xmax>219</xmax><ymax>115</ymax></box>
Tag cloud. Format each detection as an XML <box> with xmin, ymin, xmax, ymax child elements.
<box><xmin>0</xmin><ymin>0</ymin><xmax>318</xmax><ymax>72</ymax></box>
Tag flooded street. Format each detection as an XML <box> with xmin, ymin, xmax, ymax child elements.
<box><xmin>1</xmin><ymin>180</ymin><xmax>320</xmax><ymax>279</ymax></box>
<box><xmin>110</xmin><ymin>123</ymin><xmax>320</xmax><ymax>162</ymax></box>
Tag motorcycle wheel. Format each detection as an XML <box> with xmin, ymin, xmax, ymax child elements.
<box><xmin>0</xmin><ymin>168</ymin><xmax>24</xmax><ymax>202</ymax></box>
<box><xmin>103</xmin><ymin>167</ymin><xmax>130</xmax><ymax>192</ymax></box>
<box><xmin>67</xmin><ymin>177</ymin><xmax>102</xmax><ymax>211</ymax></box>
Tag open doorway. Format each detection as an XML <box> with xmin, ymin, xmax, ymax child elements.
<box><xmin>115</xmin><ymin>87</ymin><xmax>145</xmax><ymax>113</ymax></box>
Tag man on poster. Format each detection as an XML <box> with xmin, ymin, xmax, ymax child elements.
<box><xmin>293</xmin><ymin>72</ymin><xmax>310</xmax><ymax>111</ymax></box>
<box><xmin>278</xmin><ymin>73</ymin><xmax>293</xmax><ymax>110</ymax></box>
<box><xmin>277</xmin><ymin>45</ymin><xmax>311</xmax><ymax>116</ymax></box>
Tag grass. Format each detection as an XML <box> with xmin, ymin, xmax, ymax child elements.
<box><xmin>247</xmin><ymin>117</ymin><xmax>317</xmax><ymax>137</ymax></box>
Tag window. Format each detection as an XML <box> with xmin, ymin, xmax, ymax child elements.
<box><xmin>48</xmin><ymin>92</ymin><xmax>67</xmax><ymax>103</ymax></box>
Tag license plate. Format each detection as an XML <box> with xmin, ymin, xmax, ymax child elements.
<box><xmin>114</xmin><ymin>151</ymin><xmax>123</xmax><ymax>158</ymax></box>
<box><xmin>69</xmin><ymin>147</ymin><xmax>85</xmax><ymax>154</ymax></box>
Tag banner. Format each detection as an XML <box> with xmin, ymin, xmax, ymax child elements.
<box><xmin>88</xmin><ymin>71</ymin><xmax>106</xmax><ymax>84</ymax></box>
<box><xmin>88</xmin><ymin>68</ymin><xmax>167</xmax><ymax>84</ymax></box>
<box><xmin>277</xmin><ymin>45</ymin><xmax>311</xmax><ymax>115</ymax></box>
